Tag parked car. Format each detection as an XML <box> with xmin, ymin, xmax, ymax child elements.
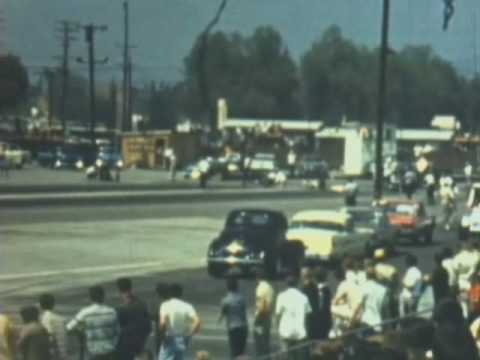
<box><xmin>206</xmin><ymin>209</ymin><xmax>291</xmax><ymax>278</ymax></box>
<box><xmin>339</xmin><ymin>206</ymin><xmax>397</xmax><ymax>255</ymax></box>
<box><xmin>0</xmin><ymin>142</ymin><xmax>31</xmax><ymax>168</ymax></box>
<box><xmin>377</xmin><ymin>198</ymin><xmax>435</xmax><ymax>244</ymax></box>
<box><xmin>459</xmin><ymin>183</ymin><xmax>480</xmax><ymax>240</ymax></box>
<box><xmin>50</xmin><ymin>143</ymin><xmax>97</xmax><ymax>170</ymax></box>
<box><xmin>95</xmin><ymin>145</ymin><xmax>123</xmax><ymax>169</ymax></box>
<box><xmin>286</xmin><ymin>210</ymin><xmax>371</xmax><ymax>264</ymax></box>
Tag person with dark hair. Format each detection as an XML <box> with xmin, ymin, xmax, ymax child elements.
<box><xmin>433</xmin><ymin>298</ymin><xmax>479</xmax><ymax>360</ymax></box>
<box><xmin>18</xmin><ymin>306</ymin><xmax>51</xmax><ymax>360</ymax></box>
<box><xmin>67</xmin><ymin>286</ymin><xmax>119</xmax><ymax>360</ymax></box>
<box><xmin>159</xmin><ymin>283</ymin><xmax>201</xmax><ymax>360</ymax></box>
<box><xmin>275</xmin><ymin>275</ymin><xmax>311</xmax><ymax>359</ymax></box>
<box><xmin>399</xmin><ymin>254</ymin><xmax>422</xmax><ymax>316</ymax></box>
<box><xmin>253</xmin><ymin>268</ymin><xmax>274</xmax><ymax>357</ymax></box>
<box><xmin>315</xmin><ymin>267</ymin><xmax>332</xmax><ymax>340</ymax></box>
<box><xmin>38</xmin><ymin>293</ymin><xmax>70</xmax><ymax>360</ymax></box>
<box><xmin>115</xmin><ymin>277</ymin><xmax>152</xmax><ymax>360</ymax></box>
<box><xmin>300</xmin><ymin>267</ymin><xmax>322</xmax><ymax>340</ymax></box>
<box><xmin>431</xmin><ymin>253</ymin><xmax>450</xmax><ymax>305</ymax></box>
<box><xmin>218</xmin><ymin>277</ymin><xmax>248</xmax><ymax>359</ymax></box>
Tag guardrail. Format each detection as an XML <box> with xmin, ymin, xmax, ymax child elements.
<box><xmin>256</xmin><ymin>307</ymin><xmax>434</xmax><ymax>360</ymax></box>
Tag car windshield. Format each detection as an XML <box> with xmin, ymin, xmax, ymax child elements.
<box><xmin>227</xmin><ymin>211</ymin><xmax>273</xmax><ymax>228</ymax></box>
<box><xmin>290</xmin><ymin>220</ymin><xmax>346</xmax><ymax>232</ymax></box>
<box><xmin>387</xmin><ymin>204</ymin><xmax>416</xmax><ymax>215</ymax></box>
<box><xmin>345</xmin><ymin>210</ymin><xmax>374</xmax><ymax>226</ymax></box>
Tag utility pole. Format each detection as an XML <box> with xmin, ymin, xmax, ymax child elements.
<box><xmin>79</xmin><ymin>24</ymin><xmax>108</xmax><ymax>145</ymax></box>
<box><xmin>56</xmin><ymin>21</ymin><xmax>79</xmax><ymax>137</ymax></box>
<box><xmin>374</xmin><ymin>0</ymin><xmax>390</xmax><ymax>200</ymax></box>
<box><xmin>122</xmin><ymin>0</ymin><xmax>130</xmax><ymax>133</ymax></box>
<box><xmin>43</xmin><ymin>68</ymin><xmax>55</xmax><ymax>128</ymax></box>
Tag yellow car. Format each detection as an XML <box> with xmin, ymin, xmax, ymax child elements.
<box><xmin>286</xmin><ymin>210</ymin><xmax>371</xmax><ymax>264</ymax></box>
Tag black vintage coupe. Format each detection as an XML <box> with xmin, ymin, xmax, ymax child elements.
<box><xmin>207</xmin><ymin>209</ymin><xmax>301</xmax><ymax>278</ymax></box>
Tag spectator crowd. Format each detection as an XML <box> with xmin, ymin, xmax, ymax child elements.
<box><xmin>5</xmin><ymin>240</ymin><xmax>480</xmax><ymax>359</ymax></box>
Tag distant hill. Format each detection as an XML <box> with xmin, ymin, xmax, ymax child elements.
<box><xmin>5</xmin><ymin>0</ymin><xmax>480</xmax><ymax>84</ymax></box>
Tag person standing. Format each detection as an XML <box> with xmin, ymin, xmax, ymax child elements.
<box><xmin>287</xmin><ymin>150</ymin><xmax>296</xmax><ymax>178</ymax></box>
<box><xmin>67</xmin><ymin>286</ymin><xmax>120</xmax><ymax>360</ymax></box>
<box><xmin>431</xmin><ymin>253</ymin><xmax>451</xmax><ymax>305</ymax></box>
<box><xmin>158</xmin><ymin>283</ymin><xmax>201</xmax><ymax>360</ymax></box>
<box><xmin>355</xmin><ymin>264</ymin><xmax>387</xmax><ymax>335</ymax></box>
<box><xmin>169</xmin><ymin>153</ymin><xmax>177</xmax><ymax>182</ymax></box>
<box><xmin>0</xmin><ymin>312</ymin><xmax>16</xmax><ymax>360</ymax></box>
<box><xmin>115</xmin><ymin>278</ymin><xmax>152</xmax><ymax>360</ymax></box>
<box><xmin>218</xmin><ymin>278</ymin><xmax>248</xmax><ymax>359</ymax></box>
<box><xmin>343</xmin><ymin>178</ymin><xmax>358</xmax><ymax>207</ymax></box>
<box><xmin>38</xmin><ymin>294</ymin><xmax>70</xmax><ymax>360</ymax></box>
<box><xmin>275</xmin><ymin>275</ymin><xmax>311</xmax><ymax>360</ymax></box>
<box><xmin>198</xmin><ymin>160</ymin><xmax>210</xmax><ymax>189</ymax></box>
<box><xmin>425</xmin><ymin>172</ymin><xmax>436</xmax><ymax>205</ymax></box>
<box><xmin>441</xmin><ymin>247</ymin><xmax>458</xmax><ymax>295</ymax></box>
<box><xmin>18</xmin><ymin>306</ymin><xmax>51</xmax><ymax>360</ymax></box>
<box><xmin>253</xmin><ymin>269</ymin><xmax>274</xmax><ymax>357</ymax></box>
<box><xmin>154</xmin><ymin>283</ymin><xmax>171</xmax><ymax>355</ymax></box>
<box><xmin>315</xmin><ymin>267</ymin><xmax>332</xmax><ymax>340</ymax></box>
<box><xmin>453</xmin><ymin>242</ymin><xmax>480</xmax><ymax>317</ymax></box>
<box><xmin>300</xmin><ymin>268</ymin><xmax>322</xmax><ymax>340</ymax></box>
<box><xmin>465</xmin><ymin>162</ymin><xmax>473</xmax><ymax>186</ymax></box>
<box><xmin>399</xmin><ymin>255</ymin><xmax>423</xmax><ymax>316</ymax></box>
<box><xmin>440</xmin><ymin>180</ymin><xmax>456</xmax><ymax>231</ymax></box>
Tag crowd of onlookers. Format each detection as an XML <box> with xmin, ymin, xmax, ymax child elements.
<box><xmin>6</xmin><ymin>240</ymin><xmax>480</xmax><ymax>360</ymax></box>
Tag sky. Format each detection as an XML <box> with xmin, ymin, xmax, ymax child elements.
<box><xmin>4</xmin><ymin>0</ymin><xmax>480</xmax><ymax>86</ymax></box>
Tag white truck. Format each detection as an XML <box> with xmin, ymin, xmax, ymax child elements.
<box><xmin>0</xmin><ymin>142</ymin><xmax>31</xmax><ymax>168</ymax></box>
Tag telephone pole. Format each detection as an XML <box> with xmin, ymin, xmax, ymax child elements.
<box><xmin>122</xmin><ymin>0</ymin><xmax>131</xmax><ymax>133</ymax></box>
<box><xmin>78</xmin><ymin>24</ymin><xmax>108</xmax><ymax>145</ymax></box>
<box><xmin>374</xmin><ymin>0</ymin><xmax>390</xmax><ymax>200</ymax></box>
<box><xmin>56</xmin><ymin>21</ymin><xmax>79</xmax><ymax>137</ymax></box>
<box><xmin>43</xmin><ymin>68</ymin><xmax>55</xmax><ymax>128</ymax></box>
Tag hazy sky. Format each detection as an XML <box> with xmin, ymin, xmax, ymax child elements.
<box><xmin>5</xmin><ymin>0</ymin><xmax>480</xmax><ymax>85</ymax></box>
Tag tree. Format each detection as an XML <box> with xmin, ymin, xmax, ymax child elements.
<box><xmin>0</xmin><ymin>55</ymin><xmax>29</xmax><ymax>112</ymax></box>
<box><xmin>184</xmin><ymin>26</ymin><xmax>301</xmax><ymax>121</ymax></box>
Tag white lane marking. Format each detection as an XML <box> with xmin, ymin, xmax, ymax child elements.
<box><xmin>0</xmin><ymin>260</ymin><xmax>202</xmax><ymax>281</ymax></box>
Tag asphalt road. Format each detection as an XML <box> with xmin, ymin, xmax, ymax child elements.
<box><xmin>0</xmin><ymin>186</ymin><xmax>467</xmax><ymax>359</ymax></box>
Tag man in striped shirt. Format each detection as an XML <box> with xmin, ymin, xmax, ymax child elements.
<box><xmin>67</xmin><ymin>286</ymin><xmax>119</xmax><ymax>360</ymax></box>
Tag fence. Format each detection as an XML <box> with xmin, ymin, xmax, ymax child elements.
<box><xmin>257</xmin><ymin>307</ymin><xmax>435</xmax><ymax>360</ymax></box>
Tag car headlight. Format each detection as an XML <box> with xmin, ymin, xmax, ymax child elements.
<box><xmin>192</xmin><ymin>170</ymin><xmax>201</xmax><ymax>180</ymax></box>
<box><xmin>116</xmin><ymin>160</ymin><xmax>124</xmax><ymax>168</ymax></box>
<box><xmin>227</xmin><ymin>163</ymin><xmax>239</xmax><ymax>172</ymax></box>
<box><xmin>96</xmin><ymin>159</ymin><xmax>103</xmax><ymax>167</ymax></box>
<box><xmin>258</xmin><ymin>251</ymin><xmax>265</xmax><ymax>259</ymax></box>
<box><xmin>54</xmin><ymin>160</ymin><xmax>62</xmax><ymax>168</ymax></box>
<box><xmin>461</xmin><ymin>216</ymin><xmax>471</xmax><ymax>227</ymax></box>
<box><xmin>75</xmin><ymin>160</ymin><xmax>84</xmax><ymax>169</ymax></box>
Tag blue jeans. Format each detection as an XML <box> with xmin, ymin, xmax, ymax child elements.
<box><xmin>158</xmin><ymin>336</ymin><xmax>189</xmax><ymax>360</ymax></box>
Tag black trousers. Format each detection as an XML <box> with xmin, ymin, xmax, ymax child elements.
<box><xmin>228</xmin><ymin>326</ymin><xmax>248</xmax><ymax>359</ymax></box>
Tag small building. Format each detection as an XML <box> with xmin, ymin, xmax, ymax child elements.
<box><xmin>121</xmin><ymin>130</ymin><xmax>201</xmax><ymax>169</ymax></box>
<box><xmin>396</xmin><ymin>129</ymin><xmax>454</xmax><ymax>156</ymax></box>
<box><xmin>315</xmin><ymin>123</ymin><xmax>397</xmax><ymax>176</ymax></box>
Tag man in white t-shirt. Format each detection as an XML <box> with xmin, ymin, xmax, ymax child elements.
<box><xmin>357</xmin><ymin>264</ymin><xmax>387</xmax><ymax>334</ymax></box>
<box><xmin>400</xmin><ymin>254</ymin><xmax>422</xmax><ymax>316</ymax></box>
<box><xmin>275</xmin><ymin>275</ymin><xmax>311</xmax><ymax>359</ymax></box>
<box><xmin>453</xmin><ymin>242</ymin><xmax>480</xmax><ymax>316</ymax></box>
<box><xmin>159</xmin><ymin>284</ymin><xmax>201</xmax><ymax>360</ymax></box>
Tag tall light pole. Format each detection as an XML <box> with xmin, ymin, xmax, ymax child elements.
<box><xmin>374</xmin><ymin>0</ymin><xmax>390</xmax><ymax>200</ymax></box>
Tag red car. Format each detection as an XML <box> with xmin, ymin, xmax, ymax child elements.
<box><xmin>377</xmin><ymin>198</ymin><xmax>435</xmax><ymax>244</ymax></box>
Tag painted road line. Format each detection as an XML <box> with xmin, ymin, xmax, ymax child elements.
<box><xmin>0</xmin><ymin>259</ymin><xmax>206</xmax><ymax>281</ymax></box>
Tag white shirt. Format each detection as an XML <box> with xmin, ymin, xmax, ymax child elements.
<box><xmin>160</xmin><ymin>298</ymin><xmax>198</xmax><ymax>337</ymax></box>
<box><xmin>453</xmin><ymin>250</ymin><xmax>480</xmax><ymax>291</ymax></box>
<box><xmin>442</xmin><ymin>258</ymin><xmax>457</xmax><ymax>288</ymax></box>
<box><xmin>402</xmin><ymin>266</ymin><xmax>422</xmax><ymax>299</ymax></box>
<box><xmin>275</xmin><ymin>288</ymin><xmax>311</xmax><ymax>340</ymax></box>
<box><xmin>360</xmin><ymin>280</ymin><xmax>387</xmax><ymax>329</ymax></box>
<box><xmin>41</xmin><ymin>310</ymin><xmax>69</xmax><ymax>359</ymax></box>
<box><xmin>470</xmin><ymin>317</ymin><xmax>480</xmax><ymax>351</ymax></box>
